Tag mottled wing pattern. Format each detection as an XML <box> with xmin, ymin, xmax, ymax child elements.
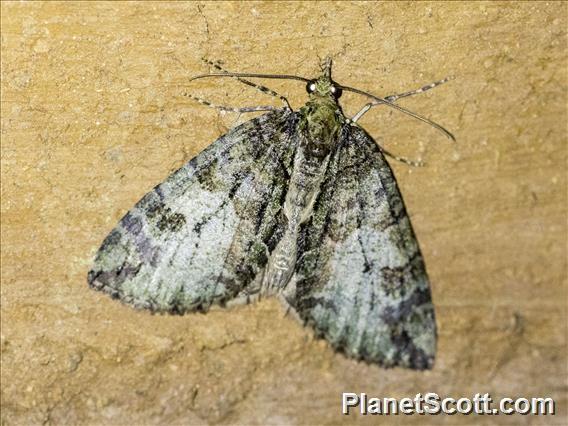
<box><xmin>88</xmin><ymin>110</ymin><xmax>297</xmax><ymax>313</ymax></box>
<box><xmin>294</xmin><ymin>125</ymin><xmax>436</xmax><ymax>369</ymax></box>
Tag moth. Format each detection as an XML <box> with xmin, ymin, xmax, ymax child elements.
<box><xmin>88</xmin><ymin>57</ymin><xmax>454</xmax><ymax>370</ymax></box>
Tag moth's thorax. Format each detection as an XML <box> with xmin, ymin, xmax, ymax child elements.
<box><xmin>298</xmin><ymin>94</ymin><xmax>343</xmax><ymax>158</ymax></box>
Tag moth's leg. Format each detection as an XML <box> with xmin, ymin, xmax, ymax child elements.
<box><xmin>183</xmin><ymin>92</ymin><xmax>278</xmax><ymax>113</ymax></box>
<box><xmin>202</xmin><ymin>57</ymin><xmax>292</xmax><ymax>111</ymax></box>
<box><xmin>349</xmin><ymin>112</ymin><xmax>426</xmax><ymax>166</ymax></box>
<box><xmin>351</xmin><ymin>77</ymin><xmax>452</xmax><ymax>123</ymax></box>
<box><xmin>276</xmin><ymin>292</ymin><xmax>302</xmax><ymax>322</ymax></box>
<box><xmin>226</xmin><ymin>292</ymin><xmax>261</xmax><ymax>307</ymax></box>
<box><xmin>378</xmin><ymin>145</ymin><xmax>425</xmax><ymax>167</ymax></box>
<box><xmin>351</xmin><ymin>103</ymin><xmax>373</xmax><ymax>123</ymax></box>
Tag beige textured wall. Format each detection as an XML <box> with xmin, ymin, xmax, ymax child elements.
<box><xmin>1</xmin><ymin>1</ymin><xmax>566</xmax><ymax>425</ymax></box>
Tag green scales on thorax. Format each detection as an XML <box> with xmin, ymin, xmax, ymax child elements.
<box><xmin>298</xmin><ymin>72</ymin><xmax>344</xmax><ymax>159</ymax></box>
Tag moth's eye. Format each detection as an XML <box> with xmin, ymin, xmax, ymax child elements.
<box><xmin>331</xmin><ymin>86</ymin><xmax>343</xmax><ymax>99</ymax></box>
<box><xmin>306</xmin><ymin>81</ymin><xmax>317</xmax><ymax>94</ymax></box>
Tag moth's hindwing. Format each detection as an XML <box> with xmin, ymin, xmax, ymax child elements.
<box><xmin>294</xmin><ymin>126</ymin><xmax>436</xmax><ymax>369</ymax></box>
<box><xmin>88</xmin><ymin>110</ymin><xmax>297</xmax><ymax>313</ymax></box>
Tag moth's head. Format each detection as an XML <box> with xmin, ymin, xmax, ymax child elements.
<box><xmin>305</xmin><ymin>56</ymin><xmax>343</xmax><ymax>101</ymax></box>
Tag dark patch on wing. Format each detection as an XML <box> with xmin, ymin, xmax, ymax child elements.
<box><xmin>122</xmin><ymin>214</ymin><xmax>143</xmax><ymax>234</ymax></box>
<box><xmin>380</xmin><ymin>286</ymin><xmax>431</xmax><ymax>326</ymax></box>
<box><xmin>88</xmin><ymin>261</ymin><xmax>141</xmax><ymax>290</ymax></box>
<box><xmin>100</xmin><ymin>229</ymin><xmax>121</xmax><ymax>251</ymax></box>
<box><xmin>157</xmin><ymin>211</ymin><xmax>186</xmax><ymax>233</ymax></box>
<box><xmin>390</xmin><ymin>328</ymin><xmax>432</xmax><ymax>370</ymax></box>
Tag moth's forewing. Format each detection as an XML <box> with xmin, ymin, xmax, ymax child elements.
<box><xmin>88</xmin><ymin>111</ymin><xmax>296</xmax><ymax>313</ymax></box>
<box><xmin>293</xmin><ymin>126</ymin><xmax>436</xmax><ymax>369</ymax></box>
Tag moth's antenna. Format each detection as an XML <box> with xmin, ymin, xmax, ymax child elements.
<box><xmin>322</xmin><ymin>56</ymin><xmax>333</xmax><ymax>79</ymax></box>
<box><xmin>340</xmin><ymin>84</ymin><xmax>456</xmax><ymax>142</ymax></box>
<box><xmin>189</xmin><ymin>68</ymin><xmax>455</xmax><ymax>141</ymax></box>
<box><xmin>190</xmin><ymin>73</ymin><xmax>310</xmax><ymax>83</ymax></box>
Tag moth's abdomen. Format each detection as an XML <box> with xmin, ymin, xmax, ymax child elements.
<box><xmin>262</xmin><ymin>233</ymin><xmax>297</xmax><ymax>293</ymax></box>
<box><xmin>263</xmin><ymin>142</ymin><xmax>331</xmax><ymax>294</ymax></box>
